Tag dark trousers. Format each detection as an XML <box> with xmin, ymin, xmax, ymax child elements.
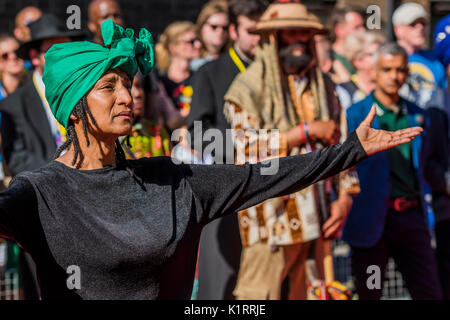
<box><xmin>435</xmin><ymin>219</ymin><xmax>450</xmax><ymax>300</ymax></box>
<box><xmin>351</xmin><ymin>206</ymin><xmax>442</xmax><ymax>300</ymax></box>
<box><xmin>197</xmin><ymin>214</ymin><xmax>242</xmax><ymax>300</ymax></box>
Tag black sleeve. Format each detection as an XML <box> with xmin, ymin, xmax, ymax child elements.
<box><xmin>0</xmin><ymin>101</ymin><xmax>48</xmax><ymax>175</ymax></box>
<box><xmin>179</xmin><ymin>131</ymin><xmax>367</xmax><ymax>224</ymax></box>
<box><xmin>423</xmin><ymin>108</ymin><xmax>450</xmax><ymax>194</ymax></box>
<box><xmin>0</xmin><ymin>176</ymin><xmax>38</xmax><ymax>243</ymax></box>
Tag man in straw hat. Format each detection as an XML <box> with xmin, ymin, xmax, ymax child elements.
<box><xmin>224</xmin><ymin>0</ymin><xmax>359</xmax><ymax>299</ymax></box>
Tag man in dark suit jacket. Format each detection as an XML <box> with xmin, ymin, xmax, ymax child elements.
<box><xmin>1</xmin><ymin>80</ymin><xmax>57</xmax><ymax>175</ymax></box>
<box><xmin>185</xmin><ymin>0</ymin><xmax>267</xmax><ymax>300</ymax></box>
<box><xmin>0</xmin><ymin>13</ymin><xmax>84</xmax><ymax>300</ymax></box>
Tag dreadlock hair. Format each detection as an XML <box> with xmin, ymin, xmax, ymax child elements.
<box><xmin>53</xmin><ymin>95</ymin><xmax>128</xmax><ymax>169</ymax></box>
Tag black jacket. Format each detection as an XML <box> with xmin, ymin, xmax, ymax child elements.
<box><xmin>186</xmin><ymin>51</ymin><xmax>249</xmax><ymax>164</ymax></box>
<box><xmin>0</xmin><ymin>80</ymin><xmax>56</xmax><ymax>176</ymax></box>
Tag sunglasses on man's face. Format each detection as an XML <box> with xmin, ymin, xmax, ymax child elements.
<box><xmin>409</xmin><ymin>20</ymin><xmax>427</xmax><ymax>28</ymax></box>
<box><xmin>206</xmin><ymin>23</ymin><xmax>229</xmax><ymax>32</ymax></box>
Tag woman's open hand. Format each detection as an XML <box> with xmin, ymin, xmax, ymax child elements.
<box><xmin>355</xmin><ymin>105</ymin><xmax>423</xmax><ymax>156</ymax></box>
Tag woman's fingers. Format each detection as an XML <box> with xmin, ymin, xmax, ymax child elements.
<box><xmin>362</xmin><ymin>105</ymin><xmax>377</xmax><ymax>127</ymax></box>
<box><xmin>390</xmin><ymin>126</ymin><xmax>423</xmax><ymax>139</ymax></box>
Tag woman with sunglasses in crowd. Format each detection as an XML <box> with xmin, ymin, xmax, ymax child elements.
<box><xmin>155</xmin><ymin>21</ymin><xmax>201</xmax><ymax>123</ymax></box>
<box><xmin>0</xmin><ymin>34</ymin><xmax>26</xmax><ymax>100</ymax></box>
<box><xmin>190</xmin><ymin>0</ymin><xmax>230</xmax><ymax>72</ymax></box>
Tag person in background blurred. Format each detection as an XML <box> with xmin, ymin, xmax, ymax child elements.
<box><xmin>13</xmin><ymin>6</ymin><xmax>42</xmax><ymax>43</ymax></box>
<box><xmin>0</xmin><ymin>35</ymin><xmax>26</xmax><ymax>298</ymax></box>
<box><xmin>327</xmin><ymin>4</ymin><xmax>365</xmax><ymax>84</ymax></box>
<box><xmin>155</xmin><ymin>21</ymin><xmax>201</xmax><ymax>119</ymax></box>
<box><xmin>0</xmin><ymin>35</ymin><xmax>25</xmax><ymax>100</ymax></box>
<box><xmin>88</xmin><ymin>0</ymin><xmax>124</xmax><ymax>45</ymax></box>
<box><xmin>434</xmin><ymin>14</ymin><xmax>450</xmax><ymax>84</ymax></box>
<box><xmin>191</xmin><ymin>0</ymin><xmax>229</xmax><ymax>72</ymax></box>
<box><xmin>336</xmin><ymin>31</ymin><xmax>385</xmax><ymax>110</ymax></box>
<box><xmin>314</xmin><ymin>34</ymin><xmax>333</xmax><ymax>75</ymax></box>
<box><xmin>344</xmin><ymin>43</ymin><xmax>443</xmax><ymax>300</ymax></box>
<box><xmin>0</xmin><ymin>34</ymin><xmax>26</xmax><ymax>186</ymax></box>
<box><xmin>432</xmin><ymin>14</ymin><xmax>450</xmax><ymax>300</ymax></box>
<box><xmin>120</xmin><ymin>73</ymin><xmax>171</xmax><ymax>160</ymax></box>
<box><xmin>155</xmin><ymin>21</ymin><xmax>202</xmax><ymax>164</ymax></box>
<box><xmin>224</xmin><ymin>0</ymin><xmax>359</xmax><ymax>300</ymax></box>
<box><xmin>394</xmin><ymin>2</ymin><xmax>447</xmax><ymax>109</ymax></box>
<box><xmin>187</xmin><ymin>0</ymin><xmax>268</xmax><ymax>300</ymax></box>
<box><xmin>13</xmin><ymin>6</ymin><xmax>42</xmax><ymax>72</ymax></box>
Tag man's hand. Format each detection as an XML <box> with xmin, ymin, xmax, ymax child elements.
<box><xmin>322</xmin><ymin>193</ymin><xmax>353</xmax><ymax>239</ymax></box>
<box><xmin>309</xmin><ymin>120</ymin><xmax>341</xmax><ymax>145</ymax></box>
<box><xmin>356</xmin><ymin>105</ymin><xmax>423</xmax><ymax>156</ymax></box>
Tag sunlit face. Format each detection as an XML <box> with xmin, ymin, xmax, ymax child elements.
<box><xmin>89</xmin><ymin>0</ymin><xmax>124</xmax><ymax>43</ymax></box>
<box><xmin>336</xmin><ymin>12</ymin><xmax>365</xmax><ymax>39</ymax></box>
<box><xmin>201</xmin><ymin>13</ymin><xmax>229</xmax><ymax>52</ymax></box>
<box><xmin>170</xmin><ymin>29</ymin><xmax>202</xmax><ymax>60</ymax></box>
<box><xmin>96</xmin><ymin>0</ymin><xmax>124</xmax><ymax>26</ymax></box>
<box><xmin>354</xmin><ymin>42</ymin><xmax>381</xmax><ymax>77</ymax></box>
<box><xmin>79</xmin><ymin>69</ymin><xmax>133</xmax><ymax>138</ymax></box>
<box><xmin>231</xmin><ymin>15</ymin><xmax>261</xmax><ymax>59</ymax></box>
<box><xmin>0</xmin><ymin>38</ymin><xmax>24</xmax><ymax>76</ymax></box>
<box><xmin>375</xmin><ymin>54</ymin><xmax>409</xmax><ymax>95</ymax></box>
<box><xmin>395</xmin><ymin>18</ymin><xmax>427</xmax><ymax>49</ymax></box>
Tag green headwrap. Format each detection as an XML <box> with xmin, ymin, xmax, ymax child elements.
<box><xmin>42</xmin><ymin>19</ymin><xmax>154</xmax><ymax>129</ymax></box>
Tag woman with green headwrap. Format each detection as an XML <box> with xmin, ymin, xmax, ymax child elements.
<box><xmin>0</xmin><ymin>19</ymin><xmax>423</xmax><ymax>299</ymax></box>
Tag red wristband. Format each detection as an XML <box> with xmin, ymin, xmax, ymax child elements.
<box><xmin>298</xmin><ymin>123</ymin><xmax>306</xmax><ymax>144</ymax></box>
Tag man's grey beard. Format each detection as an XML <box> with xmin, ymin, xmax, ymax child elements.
<box><xmin>279</xmin><ymin>44</ymin><xmax>312</xmax><ymax>73</ymax></box>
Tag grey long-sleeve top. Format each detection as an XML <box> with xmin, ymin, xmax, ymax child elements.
<box><xmin>0</xmin><ymin>131</ymin><xmax>366</xmax><ymax>300</ymax></box>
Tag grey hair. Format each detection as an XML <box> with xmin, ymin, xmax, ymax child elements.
<box><xmin>372</xmin><ymin>42</ymin><xmax>409</xmax><ymax>65</ymax></box>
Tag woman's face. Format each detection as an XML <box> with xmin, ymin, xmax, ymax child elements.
<box><xmin>170</xmin><ymin>30</ymin><xmax>201</xmax><ymax>60</ymax></box>
<box><xmin>201</xmin><ymin>13</ymin><xmax>229</xmax><ymax>53</ymax></box>
<box><xmin>131</xmin><ymin>75</ymin><xmax>145</xmax><ymax>119</ymax></box>
<box><xmin>354</xmin><ymin>42</ymin><xmax>381</xmax><ymax>77</ymax></box>
<box><xmin>0</xmin><ymin>38</ymin><xmax>24</xmax><ymax>76</ymax></box>
<box><xmin>82</xmin><ymin>69</ymin><xmax>133</xmax><ymax>138</ymax></box>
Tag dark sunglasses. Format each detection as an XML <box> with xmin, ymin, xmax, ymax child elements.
<box><xmin>0</xmin><ymin>51</ymin><xmax>17</xmax><ymax>61</ymax></box>
<box><xmin>182</xmin><ymin>38</ymin><xmax>201</xmax><ymax>46</ymax></box>
<box><xmin>410</xmin><ymin>20</ymin><xmax>427</xmax><ymax>28</ymax></box>
<box><xmin>206</xmin><ymin>23</ymin><xmax>229</xmax><ymax>31</ymax></box>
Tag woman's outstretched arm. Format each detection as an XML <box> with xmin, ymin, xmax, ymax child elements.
<box><xmin>179</xmin><ymin>106</ymin><xmax>423</xmax><ymax>223</ymax></box>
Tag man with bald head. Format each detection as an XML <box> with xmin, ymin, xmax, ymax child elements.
<box><xmin>88</xmin><ymin>0</ymin><xmax>124</xmax><ymax>44</ymax></box>
<box><xmin>14</xmin><ymin>6</ymin><xmax>42</xmax><ymax>43</ymax></box>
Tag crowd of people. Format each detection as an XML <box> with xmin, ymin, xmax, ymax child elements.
<box><xmin>0</xmin><ymin>0</ymin><xmax>448</xmax><ymax>300</ymax></box>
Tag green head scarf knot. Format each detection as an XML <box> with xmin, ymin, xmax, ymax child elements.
<box><xmin>42</xmin><ymin>19</ymin><xmax>155</xmax><ymax>129</ymax></box>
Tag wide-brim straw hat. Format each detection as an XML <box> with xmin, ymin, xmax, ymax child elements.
<box><xmin>250</xmin><ymin>2</ymin><xmax>327</xmax><ymax>35</ymax></box>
